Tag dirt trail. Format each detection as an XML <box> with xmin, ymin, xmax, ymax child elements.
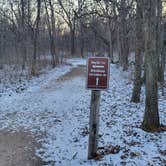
<box><xmin>57</xmin><ymin>66</ymin><xmax>86</xmax><ymax>82</ymax></box>
<box><xmin>0</xmin><ymin>131</ymin><xmax>43</xmax><ymax>166</ymax></box>
<box><xmin>0</xmin><ymin>66</ymin><xmax>86</xmax><ymax>166</ymax></box>
<box><xmin>42</xmin><ymin>66</ymin><xmax>86</xmax><ymax>92</ymax></box>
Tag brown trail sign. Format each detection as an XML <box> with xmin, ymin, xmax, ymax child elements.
<box><xmin>87</xmin><ymin>57</ymin><xmax>110</xmax><ymax>159</ymax></box>
<box><xmin>87</xmin><ymin>57</ymin><xmax>109</xmax><ymax>90</ymax></box>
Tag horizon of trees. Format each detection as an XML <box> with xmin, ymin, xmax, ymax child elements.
<box><xmin>0</xmin><ymin>0</ymin><xmax>137</xmax><ymax>72</ymax></box>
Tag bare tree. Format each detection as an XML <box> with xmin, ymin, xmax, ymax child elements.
<box><xmin>31</xmin><ymin>0</ymin><xmax>41</xmax><ymax>75</ymax></box>
<box><xmin>56</xmin><ymin>0</ymin><xmax>77</xmax><ymax>56</ymax></box>
<box><xmin>141</xmin><ymin>0</ymin><xmax>160</xmax><ymax>131</ymax></box>
<box><xmin>44</xmin><ymin>0</ymin><xmax>59</xmax><ymax>67</ymax></box>
<box><xmin>20</xmin><ymin>0</ymin><xmax>27</xmax><ymax>69</ymax></box>
<box><xmin>131</xmin><ymin>0</ymin><xmax>144</xmax><ymax>103</ymax></box>
<box><xmin>161</xmin><ymin>22</ymin><xmax>166</xmax><ymax>96</ymax></box>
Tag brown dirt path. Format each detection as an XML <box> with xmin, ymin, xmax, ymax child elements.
<box><xmin>43</xmin><ymin>66</ymin><xmax>86</xmax><ymax>92</ymax></box>
<box><xmin>0</xmin><ymin>66</ymin><xmax>86</xmax><ymax>166</ymax></box>
<box><xmin>57</xmin><ymin>66</ymin><xmax>86</xmax><ymax>82</ymax></box>
<box><xmin>0</xmin><ymin>131</ymin><xmax>43</xmax><ymax>166</ymax></box>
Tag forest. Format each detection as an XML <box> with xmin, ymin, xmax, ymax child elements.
<box><xmin>0</xmin><ymin>0</ymin><xmax>166</xmax><ymax>166</ymax></box>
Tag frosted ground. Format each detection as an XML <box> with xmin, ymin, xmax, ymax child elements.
<box><xmin>0</xmin><ymin>58</ymin><xmax>165</xmax><ymax>166</ymax></box>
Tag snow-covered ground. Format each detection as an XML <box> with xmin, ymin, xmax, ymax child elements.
<box><xmin>0</xmin><ymin>58</ymin><xmax>165</xmax><ymax>166</ymax></box>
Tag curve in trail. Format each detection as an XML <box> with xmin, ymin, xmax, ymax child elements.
<box><xmin>0</xmin><ymin>65</ymin><xmax>91</xmax><ymax>166</ymax></box>
<box><xmin>35</xmin><ymin>66</ymin><xmax>91</xmax><ymax>165</ymax></box>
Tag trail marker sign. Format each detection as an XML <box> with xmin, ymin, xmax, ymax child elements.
<box><xmin>87</xmin><ymin>57</ymin><xmax>110</xmax><ymax>90</ymax></box>
<box><xmin>87</xmin><ymin>57</ymin><xmax>110</xmax><ymax>159</ymax></box>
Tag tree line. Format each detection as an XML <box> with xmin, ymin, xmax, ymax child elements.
<box><xmin>0</xmin><ymin>0</ymin><xmax>136</xmax><ymax>73</ymax></box>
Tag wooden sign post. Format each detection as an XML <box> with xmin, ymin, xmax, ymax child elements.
<box><xmin>86</xmin><ymin>57</ymin><xmax>110</xmax><ymax>159</ymax></box>
<box><xmin>88</xmin><ymin>90</ymin><xmax>101</xmax><ymax>159</ymax></box>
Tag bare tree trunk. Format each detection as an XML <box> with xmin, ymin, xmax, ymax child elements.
<box><xmin>141</xmin><ymin>0</ymin><xmax>160</xmax><ymax>131</ymax></box>
<box><xmin>161</xmin><ymin>23</ymin><xmax>166</xmax><ymax>96</ymax></box>
<box><xmin>108</xmin><ymin>19</ymin><xmax>113</xmax><ymax>62</ymax></box>
<box><xmin>20</xmin><ymin>0</ymin><xmax>27</xmax><ymax>70</ymax></box>
<box><xmin>131</xmin><ymin>0</ymin><xmax>143</xmax><ymax>103</ymax></box>
<box><xmin>44</xmin><ymin>0</ymin><xmax>54</xmax><ymax>66</ymax></box>
<box><xmin>44</xmin><ymin>0</ymin><xmax>58</xmax><ymax>67</ymax></box>
<box><xmin>49</xmin><ymin>0</ymin><xmax>59</xmax><ymax>65</ymax></box>
<box><xmin>78</xmin><ymin>0</ymin><xmax>84</xmax><ymax>58</ymax></box>
<box><xmin>71</xmin><ymin>12</ymin><xmax>76</xmax><ymax>57</ymax></box>
<box><xmin>119</xmin><ymin>0</ymin><xmax>129</xmax><ymax>70</ymax></box>
<box><xmin>79</xmin><ymin>20</ymin><xmax>84</xmax><ymax>58</ymax></box>
<box><xmin>71</xmin><ymin>26</ymin><xmax>75</xmax><ymax>57</ymax></box>
<box><xmin>117</xmin><ymin>26</ymin><xmax>122</xmax><ymax>64</ymax></box>
<box><xmin>156</xmin><ymin>0</ymin><xmax>162</xmax><ymax>82</ymax></box>
<box><xmin>31</xmin><ymin>0</ymin><xmax>41</xmax><ymax>75</ymax></box>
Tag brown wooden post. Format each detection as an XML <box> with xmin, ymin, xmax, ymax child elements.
<box><xmin>88</xmin><ymin>90</ymin><xmax>101</xmax><ymax>159</ymax></box>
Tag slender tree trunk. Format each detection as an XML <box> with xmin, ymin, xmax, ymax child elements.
<box><xmin>131</xmin><ymin>0</ymin><xmax>143</xmax><ymax>103</ymax></box>
<box><xmin>80</xmin><ymin>21</ymin><xmax>84</xmax><ymax>58</ymax></box>
<box><xmin>161</xmin><ymin>46</ymin><xmax>166</xmax><ymax>96</ymax></box>
<box><xmin>44</xmin><ymin>0</ymin><xmax>55</xmax><ymax>67</ymax></box>
<box><xmin>108</xmin><ymin>19</ymin><xmax>113</xmax><ymax>62</ymax></box>
<box><xmin>119</xmin><ymin>0</ymin><xmax>129</xmax><ymax>70</ymax></box>
<box><xmin>161</xmin><ymin>23</ymin><xmax>166</xmax><ymax>95</ymax></box>
<box><xmin>44</xmin><ymin>1</ymin><xmax>51</xmax><ymax>57</ymax></box>
<box><xmin>20</xmin><ymin>0</ymin><xmax>27</xmax><ymax>69</ymax></box>
<box><xmin>156</xmin><ymin>0</ymin><xmax>162</xmax><ymax>82</ymax></box>
<box><xmin>71</xmin><ymin>27</ymin><xmax>75</xmax><ymax>57</ymax></box>
<box><xmin>141</xmin><ymin>0</ymin><xmax>160</xmax><ymax>131</ymax></box>
<box><xmin>117</xmin><ymin>26</ymin><xmax>122</xmax><ymax>64</ymax></box>
<box><xmin>49</xmin><ymin>0</ymin><xmax>59</xmax><ymax>65</ymax></box>
<box><xmin>31</xmin><ymin>0</ymin><xmax>41</xmax><ymax>75</ymax></box>
<box><xmin>80</xmin><ymin>39</ymin><xmax>84</xmax><ymax>58</ymax></box>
